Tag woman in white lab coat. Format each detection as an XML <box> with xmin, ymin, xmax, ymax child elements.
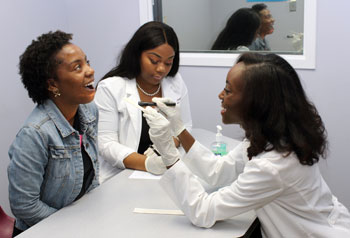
<box><xmin>94</xmin><ymin>21</ymin><xmax>192</xmax><ymax>183</ymax></box>
<box><xmin>143</xmin><ymin>53</ymin><xmax>350</xmax><ymax>237</ymax></box>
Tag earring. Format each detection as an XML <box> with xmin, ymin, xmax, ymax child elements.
<box><xmin>53</xmin><ymin>89</ymin><xmax>61</xmax><ymax>97</ymax></box>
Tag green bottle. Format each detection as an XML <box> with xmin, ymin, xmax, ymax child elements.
<box><xmin>211</xmin><ymin>125</ymin><xmax>227</xmax><ymax>156</ymax></box>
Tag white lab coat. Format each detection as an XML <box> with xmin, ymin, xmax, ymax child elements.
<box><xmin>94</xmin><ymin>74</ymin><xmax>192</xmax><ymax>183</ymax></box>
<box><xmin>160</xmin><ymin>140</ymin><xmax>350</xmax><ymax>238</ymax></box>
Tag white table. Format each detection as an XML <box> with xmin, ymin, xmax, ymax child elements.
<box><xmin>18</xmin><ymin>129</ymin><xmax>257</xmax><ymax>238</ymax></box>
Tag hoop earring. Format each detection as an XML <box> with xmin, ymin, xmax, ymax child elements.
<box><xmin>53</xmin><ymin>89</ymin><xmax>61</xmax><ymax>97</ymax></box>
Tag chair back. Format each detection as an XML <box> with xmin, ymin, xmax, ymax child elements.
<box><xmin>0</xmin><ymin>206</ymin><xmax>15</xmax><ymax>238</ymax></box>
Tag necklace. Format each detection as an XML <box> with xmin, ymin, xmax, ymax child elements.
<box><xmin>136</xmin><ymin>83</ymin><xmax>161</xmax><ymax>97</ymax></box>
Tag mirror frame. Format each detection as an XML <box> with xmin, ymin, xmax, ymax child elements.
<box><xmin>139</xmin><ymin>0</ymin><xmax>316</xmax><ymax>69</ymax></box>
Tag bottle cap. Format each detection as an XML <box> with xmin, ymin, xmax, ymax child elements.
<box><xmin>216</xmin><ymin>125</ymin><xmax>222</xmax><ymax>142</ymax></box>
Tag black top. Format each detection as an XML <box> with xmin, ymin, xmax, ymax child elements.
<box><xmin>137</xmin><ymin>113</ymin><xmax>152</xmax><ymax>154</ymax></box>
<box><xmin>73</xmin><ymin>112</ymin><xmax>95</xmax><ymax>201</ymax></box>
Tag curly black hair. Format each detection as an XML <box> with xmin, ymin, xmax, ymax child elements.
<box><xmin>252</xmin><ymin>3</ymin><xmax>267</xmax><ymax>14</ymax></box>
<box><xmin>19</xmin><ymin>30</ymin><xmax>72</xmax><ymax>104</ymax></box>
<box><xmin>237</xmin><ymin>53</ymin><xmax>327</xmax><ymax>166</ymax></box>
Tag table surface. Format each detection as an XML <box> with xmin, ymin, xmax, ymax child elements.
<box><xmin>18</xmin><ymin>128</ymin><xmax>256</xmax><ymax>238</ymax></box>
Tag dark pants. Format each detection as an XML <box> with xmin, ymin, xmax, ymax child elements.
<box><xmin>241</xmin><ymin>218</ymin><xmax>262</xmax><ymax>238</ymax></box>
<box><xmin>12</xmin><ymin>223</ymin><xmax>23</xmax><ymax>237</ymax></box>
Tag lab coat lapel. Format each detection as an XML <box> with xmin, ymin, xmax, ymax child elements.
<box><xmin>125</xmin><ymin>79</ymin><xmax>142</xmax><ymax>135</ymax></box>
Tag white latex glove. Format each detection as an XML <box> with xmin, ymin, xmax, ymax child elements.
<box><xmin>143</xmin><ymin>106</ymin><xmax>180</xmax><ymax>166</ymax></box>
<box><xmin>152</xmin><ymin>97</ymin><xmax>185</xmax><ymax>136</ymax></box>
<box><xmin>144</xmin><ymin>147</ymin><xmax>166</xmax><ymax>175</ymax></box>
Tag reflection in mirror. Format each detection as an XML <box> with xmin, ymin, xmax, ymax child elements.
<box><xmin>154</xmin><ymin>0</ymin><xmax>304</xmax><ymax>54</ymax></box>
<box><xmin>211</xmin><ymin>8</ymin><xmax>260</xmax><ymax>51</ymax></box>
<box><xmin>249</xmin><ymin>3</ymin><xmax>275</xmax><ymax>51</ymax></box>
<box><xmin>141</xmin><ymin>0</ymin><xmax>316</xmax><ymax>69</ymax></box>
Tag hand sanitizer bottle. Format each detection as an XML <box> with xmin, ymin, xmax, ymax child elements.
<box><xmin>211</xmin><ymin>125</ymin><xmax>227</xmax><ymax>156</ymax></box>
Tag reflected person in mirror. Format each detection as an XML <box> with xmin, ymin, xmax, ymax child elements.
<box><xmin>211</xmin><ymin>8</ymin><xmax>260</xmax><ymax>51</ymax></box>
<box><xmin>8</xmin><ymin>31</ymin><xmax>99</xmax><ymax>236</ymax></box>
<box><xmin>94</xmin><ymin>21</ymin><xmax>192</xmax><ymax>183</ymax></box>
<box><xmin>249</xmin><ymin>3</ymin><xmax>275</xmax><ymax>51</ymax></box>
<box><xmin>143</xmin><ymin>53</ymin><xmax>350</xmax><ymax>237</ymax></box>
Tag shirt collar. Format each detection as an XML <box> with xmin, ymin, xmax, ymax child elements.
<box><xmin>43</xmin><ymin>99</ymin><xmax>96</xmax><ymax>138</ymax></box>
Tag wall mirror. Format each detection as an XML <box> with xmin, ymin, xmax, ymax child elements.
<box><xmin>139</xmin><ymin>0</ymin><xmax>316</xmax><ymax>69</ymax></box>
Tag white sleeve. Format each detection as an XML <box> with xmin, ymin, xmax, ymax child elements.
<box><xmin>94</xmin><ymin>80</ymin><xmax>134</xmax><ymax>169</ymax></box>
<box><xmin>160</xmin><ymin>159</ymin><xmax>284</xmax><ymax>228</ymax></box>
<box><xmin>182</xmin><ymin>141</ymin><xmax>246</xmax><ymax>187</ymax></box>
<box><xmin>176</xmin><ymin>73</ymin><xmax>192</xmax><ymax>132</ymax></box>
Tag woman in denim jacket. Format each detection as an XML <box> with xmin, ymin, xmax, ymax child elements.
<box><xmin>8</xmin><ymin>31</ymin><xmax>99</xmax><ymax>236</ymax></box>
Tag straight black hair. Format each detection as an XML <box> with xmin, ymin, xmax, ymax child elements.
<box><xmin>100</xmin><ymin>21</ymin><xmax>179</xmax><ymax>82</ymax></box>
<box><xmin>212</xmin><ymin>8</ymin><xmax>260</xmax><ymax>50</ymax></box>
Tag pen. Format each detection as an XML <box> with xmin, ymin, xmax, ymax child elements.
<box><xmin>138</xmin><ymin>101</ymin><xmax>176</xmax><ymax>107</ymax></box>
<box><xmin>150</xmin><ymin>145</ymin><xmax>161</xmax><ymax>156</ymax></box>
<box><xmin>123</xmin><ymin>97</ymin><xmax>145</xmax><ymax>112</ymax></box>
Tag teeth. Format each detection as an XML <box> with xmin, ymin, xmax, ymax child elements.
<box><xmin>85</xmin><ymin>82</ymin><xmax>94</xmax><ymax>87</ymax></box>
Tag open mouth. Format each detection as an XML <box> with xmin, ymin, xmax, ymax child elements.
<box><xmin>221</xmin><ymin>106</ymin><xmax>227</xmax><ymax>114</ymax></box>
<box><xmin>85</xmin><ymin>82</ymin><xmax>95</xmax><ymax>90</ymax></box>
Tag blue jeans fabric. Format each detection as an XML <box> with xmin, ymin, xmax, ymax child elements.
<box><xmin>8</xmin><ymin>99</ymin><xmax>99</xmax><ymax>231</ymax></box>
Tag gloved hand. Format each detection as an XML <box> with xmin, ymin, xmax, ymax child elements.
<box><xmin>143</xmin><ymin>106</ymin><xmax>180</xmax><ymax>166</ymax></box>
<box><xmin>144</xmin><ymin>147</ymin><xmax>166</xmax><ymax>175</ymax></box>
<box><xmin>152</xmin><ymin>97</ymin><xmax>185</xmax><ymax>136</ymax></box>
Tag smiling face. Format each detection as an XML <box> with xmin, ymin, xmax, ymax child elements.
<box><xmin>259</xmin><ymin>9</ymin><xmax>275</xmax><ymax>35</ymax></box>
<box><xmin>48</xmin><ymin>44</ymin><xmax>95</xmax><ymax>107</ymax></box>
<box><xmin>218</xmin><ymin>62</ymin><xmax>246</xmax><ymax>125</ymax></box>
<box><xmin>137</xmin><ymin>43</ymin><xmax>175</xmax><ymax>88</ymax></box>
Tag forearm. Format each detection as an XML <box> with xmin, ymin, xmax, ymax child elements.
<box><xmin>10</xmin><ymin>196</ymin><xmax>57</xmax><ymax>227</ymax></box>
<box><xmin>160</xmin><ymin>161</ymin><xmax>216</xmax><ymax>228</ymax></box>
<box><xmin>182</xmin><ymin>141</ymin><xmax>244</xmax><ymax>186</ymax></box>
<box><xmin>123</xmin><ymin>152</ymin><xmax>147</xmax><ymax>171</ymax></box>
<box><xmin>173</xmin><ymin>136</ymin><xmax>180</xmax><ymax>148</ymax></box>
<box><xmin>98</xmin><ymin>134</ymin><xmax>135</xmax><ymax>169</ymax></box>
<box><xmin>161</xmin><ymin>160</ymin><xmax>280</xmax><ymax>229</ymax></box>
<box><xmin>177</xmin><ymin>129</ymin><xmax>195</xmax><ymax>152</ymax></box>
<box><xmin>8</xmin><ymin>156</ymin><xmax>57</xmax><ymax>227</ymax></box>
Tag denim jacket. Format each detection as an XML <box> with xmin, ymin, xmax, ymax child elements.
<box><xmin>8</xmin><ymin>99</ymin><xmax>99</xmax><ymax>231</ymax></box>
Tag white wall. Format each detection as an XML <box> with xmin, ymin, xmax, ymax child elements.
<box><xmin>61</xmin><ymin>0</ymin><xmax>140</xmax><ymax>81</ymax></box>
<box><xmin>1</xmin><ymin>0</ymin><xmax>350</xmax><ymax>221</ymax></box>
<box><xmin>211</xmin><ymin>0</ymin><xmax>304</xmax><ymax>51</ymax></box>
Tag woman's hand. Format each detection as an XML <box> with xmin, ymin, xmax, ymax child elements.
<box><xmin>144</xmin><ymin>147</ymin><xmax>166</xmax><ymax>175</ymax></box>
<box><xmin>152</xmin><ymin>97</ymin><xmax>185</xmax><ymax>136</ymax></box>
<box><xmin>143</xmin><ymin>106</ymin><xmax>180</xmax><ymax>167</ymax></box>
